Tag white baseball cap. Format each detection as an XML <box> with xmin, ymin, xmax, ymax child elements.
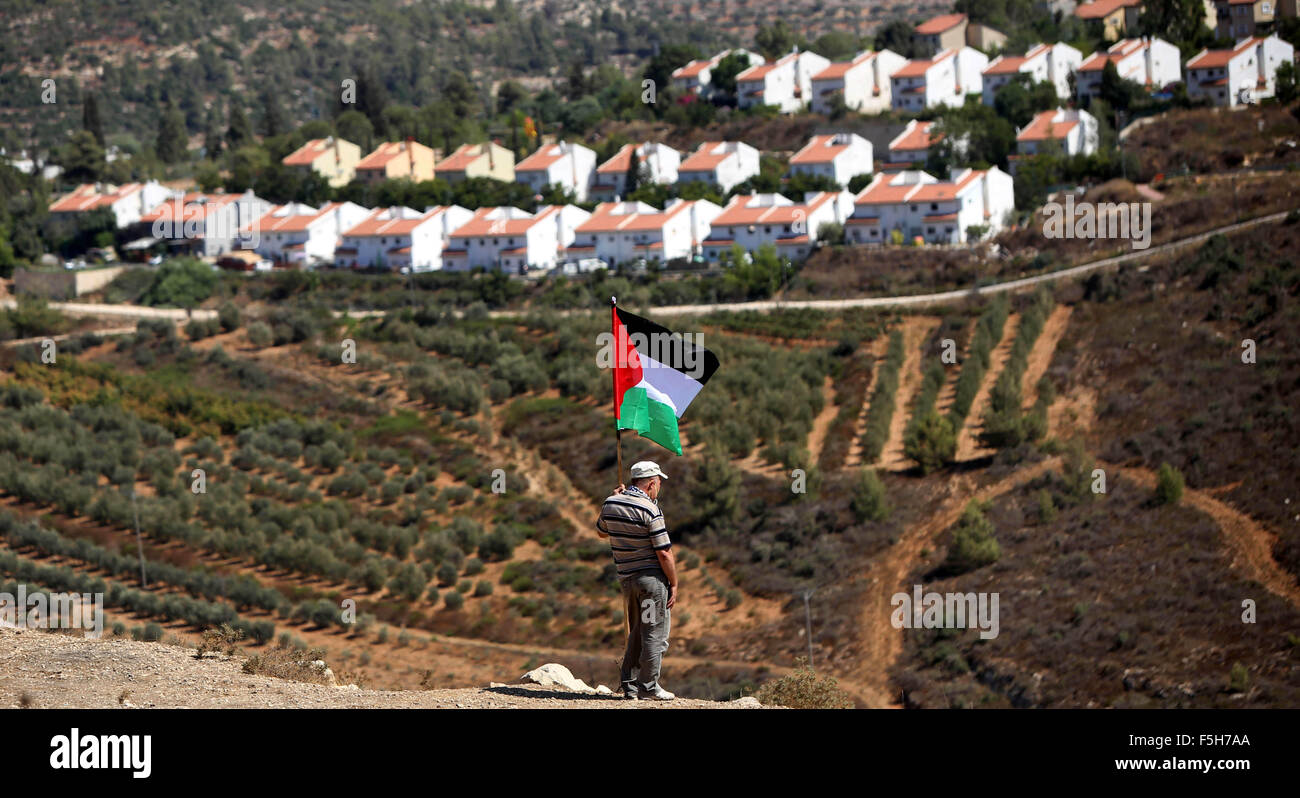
<box><xmin>629</xmin><ymin>461</ymin><xmax>668</xmax><ymax>480</ymax></box>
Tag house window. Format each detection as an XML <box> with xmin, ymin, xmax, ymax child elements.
<box><xmin>931</xmin><ymin>203</ymin><xmax>938</xmax><ymax>211</ymax></box>
<box><xmin>927</xmin><ymin>227</ymin><xmax>935</xmax><ymax>234</ymax></box>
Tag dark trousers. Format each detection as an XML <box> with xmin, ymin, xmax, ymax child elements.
<box><xmin>619</xmin><ymin>570</ymin><xmax>671</xmax><ymax>695</ymax></box>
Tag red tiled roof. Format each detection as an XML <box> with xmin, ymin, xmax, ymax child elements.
<box><xmin>890</xmin><ymin>121</ymin><xmax>939</xmax><ymax>153</ymax></box>
<box><xmin>812</xmin><ymin>51</ymin><xmax>877</xmax><ymax>81</ymax></box>
<box><xmin>1186</xmin><ymin>37</ymin><xmax>1264</xmax><ymax>69</ymax></box>
<box><xmin>356</xmin><ymin>141</ymin><xmax>426</xmax><ymax>171</ymax></box>
<box><xmin>679</xmin><ymin>142</ymin><xmax>733</xmax><ymax>172</ymax></box>
<box><xmin>344</xmin><ymin>207</ymin><xmax>449</xmax><ymax>238</ymax></box>
<box><xmin>283</xmin><ymin>139</ymin><xmax>344</xmax><ymax>167</ymax></box>
<box><xmin>451</xmin><ymin>205</ymin><xmax>560</xmax><ymax>238</ymax></box>
<box><xmin>516</xmin><ymin>145</ymin><xmax>568</xmax><ymax>172</ymax></box>
<box><xmin>915</xmin><ymin>13</ymin><xmax>966</xmax><ymax>35</ymax></box>
<box><xmin>1017</xmin><ymin>111</ymin><xmax>1079</xmax><ymax>142</ymax></box>
<box><xmin>711</xmin><ymin>193</ymin><xmax>837</xmax><ymax>226</ymax></box>
<box><xmin>139</xmin><ymin>192</ymin><xmax>239</xmax><ymax>223</ymax></box>
<box><xmin>596</xmin><ymin>144</ymin><xmax>648</xmax><ymax>175</ymax></box>
<box><xmin>983</xmin><ymin>55</ymin><xmax>1028</xmax><ymax>76</ymax></box>
<box><xmin>738</xmin><ymin>53</ymin><xmax>795</xmax><ymax>82</ymax></box>
<box><xmin>49</xmin><ymin>183</ymin><xmax>144</xmax><ymax>213</ymax></box>
<box><xmin>908</xmin><ymin>170</ymin><xmax>983</xmax><ymax>202</ymax></box>
<box><xmin>789</xmin><ymin>134</ymin><xmax>856</xmax><ymax>165</ymax></box>
<box><xmin>436</xmin><ymin>143</ymin><xmax>490</xmax><ymax>172</ymax></box>
<box><xmin>1074</xmin><ymin>0</ymin><xmax>1138</xmax><ymax>20</ymax></box>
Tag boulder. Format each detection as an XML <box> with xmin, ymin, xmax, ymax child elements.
<box><xmin>519</xmin><ymin>663</ymin><xmax>595</xmax><ymax>693</ymax></box>
<box><xmin>731</xmin><ymin>696</ymin><xmax>762</xmax><ymax>708</ymax></box>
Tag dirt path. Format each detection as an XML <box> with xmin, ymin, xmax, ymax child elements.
<box><xmin>805</xmin><ymin>375</ymin><xmax>837</xmax><ymax>466</ymax></box>
<box><xmin>878</xmin><ymin>317</ymin><xmax>940</xmax><ymax>470</ymax></box>
<box><xmin>850</xmin><ymin>457</ymin><xmax>1061</xmax><ymax>708</ymax></box>
<box><xmin>933</xmin><ymin>320</ymin><xmax>975</xmax><ymax>417</ymax></box>
<box><xmin>844</xmin><ymin>335</ymin><xmax>891</xmax><ymax>469</ymax></box>
<box><xmin>1020</xmin><ymin>305</ymin><xmax>1072</xmax><ymax>408</ymax></box>
<box><xmin>955</xmin><ymin>314</ymin><xmax>1021</xmax><ymax>462</ymax></box>
<box><xmin>1122</xmin><ymin>467</ymin><xmax>1300</xmax><ymax>609</ymax></box>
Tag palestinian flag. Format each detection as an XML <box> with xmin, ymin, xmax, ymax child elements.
<box><xmin>611</xmin><ymin>306</ymin><xmax>719</xmax><ymax>456</ymax></box>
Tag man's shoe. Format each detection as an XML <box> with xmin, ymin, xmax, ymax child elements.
<box><xmin>638</xmin><ymin>686</ymin><xmax>675</xmax><ymax>700</ymax></box>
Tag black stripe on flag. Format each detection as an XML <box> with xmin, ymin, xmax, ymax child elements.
<box><xmin>615</xmin><ymin>307</ymin><xmax>719</xmax><ymax>386</ymax></box>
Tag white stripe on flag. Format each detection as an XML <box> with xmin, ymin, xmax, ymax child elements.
<box><xmin>636</xmin><ymin>353</ymin><xmax>703</xmax><ymax>418</ymax></box>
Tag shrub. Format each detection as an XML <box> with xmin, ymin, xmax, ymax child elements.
<box><xmin>218</xmin><ymin>302</ymin><xmax>242</xmax><ymax>332</ymax></box>
<box><xmin>903</xmin><ymin>410</ymin><xmax>956</xmax><ymax>474</ymax></box>
<box><xmin>473</xmin><ymin>580</ymin><xmax>493</xmax><ymax>597</ymax></box>
<box><xmin>849</xmin><ymin>468</ymin><xmax>890</xmax><ymax>522</ymax></box>
<box><xmin>246</xmin><ymin>321</ymin><xmax>273</xmax><ymax>348</ymax></box>
<box><xmin>941</xmin><ymin>502</ymin><xmax>999</xmax><ymax>575</ymax></box>
<box><xmin>754</xmin><ymin>659</ymin><xmax>854</xmax><ymax>709</ymax></box>
<box><xmin>1154</xmin><ymin>462</ymin><xmax>1184</xmax><ymax>505</ymax></box>
<box><xmin>444</xmin><ymin>590</ymin><xmax>465</xmax><ymax>610</ymax></box>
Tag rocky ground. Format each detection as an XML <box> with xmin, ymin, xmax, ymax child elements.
<box><xmin>0</xmin><ymin>626</ymin><xmax>767</xmax><ymax>709</ymax></box>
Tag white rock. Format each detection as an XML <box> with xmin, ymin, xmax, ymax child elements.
<box><xmin>519</xmin><ymin>663</ymin><xmax>595</xmax><ymax>693</ymax></box>
<box><xmin>595</xmin><ymin>685</ymin><xmax>612</xmax><ymax>695</ymax></box>
<box><xmin>732</xmin><ymin>696</ymin><xmax>762</xmax><ymax>708</ymax></box>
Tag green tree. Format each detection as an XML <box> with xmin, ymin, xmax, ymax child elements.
<box><xmin>155</xmin><ymin>102</ymin><xmax>188</xmax><ymax>164</ymax></box>
<box><xmin>687</xmin><ymin>447</ymin><xmax>741</xmax><ymax>533</ymax></box>
<box><xmin>57</xmin><ymin>130</ymin><xmax>105</xmax><ymax>183</ymax></box>
<box><xmin>82</xmin><ymin>93</ymin><xmax>105</xmax><ymax>145</ymax></box>
<box><xmin>755</xmin><ymin>21</ymin><xmax>800</xmax><ymax>61</ymax></box>
<box><xmin>1276</xmin><ymin>62</ymin><xmax>1298</xmax><ymax>105</ymax></box>
<box><xmin>141</xmin><ymin>258</ymin><xmax>218</xmax><ymax>308</ymax></box>
<box><xmin>941</xmin><ymin>502</ymin><xmax>1000</xmax><ymax>575</ymax></box>
<box><xmin>709</xmin><ymin>52</ymin><xmax>751</xmax><ymax>97</ymax></box>
<box><xmin>904</xmin><ymin>410</ymin><xmax>957</xmax><ymax>474</ymax></box>
<box><xmin>849</xmin><ymin>468</ymin><xmax>890</xmax><ymax>522</ymax></box>
<box><xmin>226</xmin><ymin>103</ymin><xmax>253</xmax><ymax>150</ymax></box>
<box><xmin>1154</xmin><ymin>463</ymin><xmax>1184</xmax><ymax>505</ymax></box>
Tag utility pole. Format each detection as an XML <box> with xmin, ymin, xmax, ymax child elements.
<box><xmin>131</xmin><ymin>487</ymin><xmax>148</xmax><ymax>588</ymax></box>
<box><xmin>800</xmin><ymin>588</ymin><xmax>815</xmax><ymax>668</ymax></box>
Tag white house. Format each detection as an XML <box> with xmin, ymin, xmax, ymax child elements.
<box><xmin>982</xmin><ymin>43</ymin><xmax>1084</xmax><ymax>105</ymax></box>
<box><xmin>590</xmin><ymin>143</ymin><xmax>682</xmax><ymax>201</ymax></box>
<box><xmin>847</xmin><ymin>167</ymin><xmax>1015</xmax><ymax>246</ymax></box>
<box><xmin>671</xmin><ymin>49</ymin><xmax>766</xmax><ymax>96</ymax></box>
<box><xmin>811</xmin><ymin>49</ymin><xmax>909</xmax><ymax>115</ymax></box>
<box><xmin>677</xmin><ymin>141</ymin><xmax>762</xmax><ymax>193</ymax></box>
<box><xmin>1186</xmin><ymin>34</ymin><xmax>1296</xmax><ymax>107</ymax></box>
<box><xmin>514</xmin><ymin>142</ymin><xmax>598</xmax><ymax>201</ymax></box>
<box><xmin>1010</xmin><ymin>109</ymin><xmax>1100</xmax><ymax>174</ymax></box>
<box><xmin>249</xmin><ymin>201</ymin><xmax>371</xmax><ymax>267</ymax></box>
<box><xmin>49</xmin><ymin>181</ymin><xmax>175</xmax><ymax>229</ymax></box>
<box><xmin>139</xmin><ymin>190</ymin><xmax>271</xmax><ymax>257</ymax></box>
<box><xmin>700</xmin><ymin>191</ymin><xmax>854</xmax><ymax>262</ymax></box>
<box><xmin>787</xmin><ymin>133</ymin><xmax>874</xmax><ymax>188</ymax></box>
<box><xmin>1076</xmin><ymin>37</ymin><xmax>1182</xmax><ymax>101</ymax></box>
<box><xmin>891</xmin><ymin>47</ymin><xmax>989</xmax><ymax>111</ymax></box>
<box><xmin>885</xmin><ymin>120</ymin><xmax>942</xmax><ymax>171</ymax></box>
<box><xmin>564</xmin><ymin>199</ymin><xmax>723</xmax><ymax>266</ymax></box>
<box><xmin>737</xmin><ymin>51</ymin><xmax>833</xmax><ymax>113</ymax></box>
<box><xmin>332</xmin><ymin>205</ymin><xmax>474</xmax><ymax>272</ymax></box>
<box><xmin>443</xmin><ymin>205</ymin><xmax>591</xmax><ymax>272</ymax></box>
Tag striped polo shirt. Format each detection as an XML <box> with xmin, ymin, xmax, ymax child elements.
<box><xmin>597</xmin><ymin>485</ymin><xmax>672</xmax><ymax>577</ymax></box>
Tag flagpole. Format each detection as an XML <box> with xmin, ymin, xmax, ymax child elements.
<box><xmin>611</xmin><ymin>296</ymin><xmax>622</xmax><ymax>487</ymax></box>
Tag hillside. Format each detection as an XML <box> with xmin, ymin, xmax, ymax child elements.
<box><xmin>1</xmin><ymin>101</ymin><xmax>1298</xmax><ymax>709</ymax></box>
<box><xmin>0</xmin><ymin>625</ymin><xmax>761</xmax><ymax>708</ymax></box>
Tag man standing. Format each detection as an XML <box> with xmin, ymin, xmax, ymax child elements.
<box><xmin>596</xmin><ymin>460</ymin><xmax>678</xmax><ymax>700</ymax></box>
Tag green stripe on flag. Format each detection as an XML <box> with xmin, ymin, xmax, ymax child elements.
<box><xmin>617</xmin><ymin>386</ymin><xmax>682</xmax><ymax>456</ymax></box>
